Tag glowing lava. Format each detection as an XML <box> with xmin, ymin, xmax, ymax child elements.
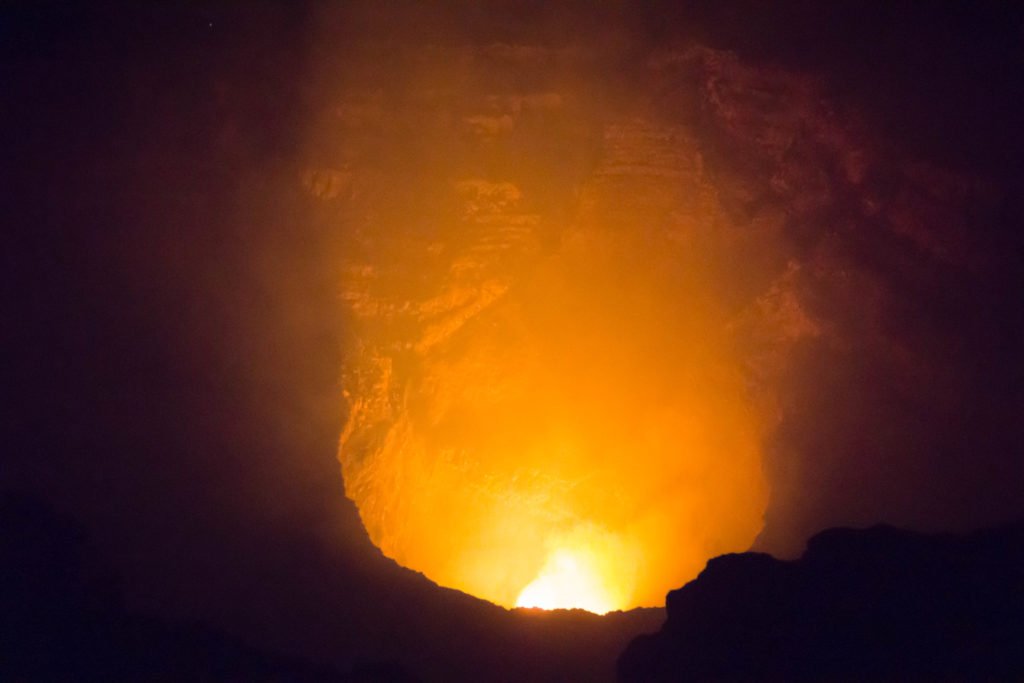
<box><xmin>515</xmin><ymin>540</ymin><xmax>624</xmax><ymax>614</ymax></box>
<box><xmin>516</xmin><ymin>550</ymin><xmax>612</xmax><ymax>613</ymax></box>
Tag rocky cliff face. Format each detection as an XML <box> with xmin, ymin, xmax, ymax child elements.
<box><xmin>618</xmin><ymin>521</ymin><xmax>1024</xmax><ymax>681</ymax></box>
<box><xmin>308</xmin><ymin>37</ymin><xmax>1018</xmax><ymax>610</ymax></box>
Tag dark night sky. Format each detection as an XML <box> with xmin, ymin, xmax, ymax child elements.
<box><xmin>3</xmin><ymin>1</ymin><xmax>1024</xmax><ymax>678</ymax></box>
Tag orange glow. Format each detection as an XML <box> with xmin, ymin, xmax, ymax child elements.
<box><xmin>516</xmin><ymin>550</ymin><xmax>614</xmax><ymax>613</ymax></box>
<box><xmin>335</xmin><ymin>116</ymin><xmax>774</xmax><ymax>612</ymax></box>
<box><xmin>514</xmin><ymin>526</ymin><xmax>636</xmax><ymax>613</ymax></box>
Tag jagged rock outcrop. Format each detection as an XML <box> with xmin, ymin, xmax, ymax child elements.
<box><xmin>618</xmin><ymin>522</ymin><xmax>1024</xmax><ymax>682</ymax></box>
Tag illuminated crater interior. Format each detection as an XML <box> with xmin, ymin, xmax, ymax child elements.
<box><xmin>332</xmin><ymin>53</ymin><xmax>784</xmax><ymax>612</ymax></box>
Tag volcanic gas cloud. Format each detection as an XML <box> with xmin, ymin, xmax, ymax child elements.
<box><xmin>327</xmin><ymin>45</ymin><xmax>815</xmax><ymax>612</ymax></box>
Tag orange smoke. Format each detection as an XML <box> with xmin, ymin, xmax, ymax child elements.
<box><xmin>334</xmin><ymin>111</ymin><xmax>776</xmax><ymax>611</ymax></box>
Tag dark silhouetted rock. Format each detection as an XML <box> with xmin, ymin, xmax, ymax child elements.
<box><xmin>619</xmin><ymin>522</ymin><xmax>1024</xmax><ymax>682</ymax></box>
<box><xmin>0</xmin><ymin>493</ymin><xmax>354</xmax><ymax>682</ymax></box>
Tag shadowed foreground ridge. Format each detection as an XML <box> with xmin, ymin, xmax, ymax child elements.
<box><xmin>0</xmin><ymin>492</ymin><xmax>662</xmax><ymax>681</ymax></box>
<box><xmin>0</xmin><ymin>493</ymin><xmax>420</xmax><ymax>683</ymax></box>
<box><xmin>619</xmin><ymin>522</ymin><xmax>1024</xmax><ymax>682</ymax></box>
